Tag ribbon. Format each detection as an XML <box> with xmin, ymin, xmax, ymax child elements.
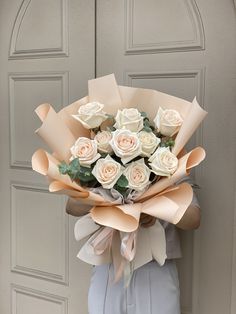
<box><xmin>74</xmin><ymin>215</ymin><xmax>166</xmax><ymax>282</ymax></box>
<box><xmin>120</xmin><ymin>231</ymin><xmax>137</xmax><ymax>261</ymax></box>
<box><xmin>90</xmin><ymin>227</ymin><xmax>114</xmax><ymax>255</ymax></box>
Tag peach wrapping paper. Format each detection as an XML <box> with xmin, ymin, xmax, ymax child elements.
<box><xmin>32</xmin><ymin>74</ymin><xmax>207</xmax><ymax>274</ymax></box>
<box><xmin>35</xmin><ymin>104</ymin><xmax>76</xmax><ymax>163</ymax></box>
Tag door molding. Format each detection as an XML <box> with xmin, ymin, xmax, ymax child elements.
<box><xmin>11</xmin><ymin>284</ymin><xmax>68</xmax><ymax>314</ymax></box>
<box><xmin>125</xmin><ymin>0</ymin><xmax>205</xmax><ymax>54</ymax></box>
<box><xmin>10</xmin><ymin>181</ymin><xmax>69</xmax><ymax>285</ymax></box>
<box><xmin>124</xmin><ymin>69</ymin><xmax>205</xmax><ymax>105</ymax></box>
<box><xmin>9</xmin><ymin>0</ymin><xmax>69</xmax><ymax>59</ymax></box>
<box><xmin>8</xmin><ymin>71</ymin><xmax>69</xmax><ymax>169</ymax></box>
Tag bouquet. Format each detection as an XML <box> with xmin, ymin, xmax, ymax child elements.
<box><xmin>32</xmin><ymin>74</ymin><xmax>207</xmax><ymax>281</ymax></box>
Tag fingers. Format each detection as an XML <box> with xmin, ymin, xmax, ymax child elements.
<box><xmin>140</xmin><ymin>213</ymin><xmax>156</xmax><ymax>228</ymax></box>
<box><xmin>141</xmin><ymin>218</ymin><xmax>156</xmax><ymax>228</ymax></box>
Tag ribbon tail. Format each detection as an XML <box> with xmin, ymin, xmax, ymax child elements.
<box><xmin>120</xmin><ymin>231</ymin><xmax>138</xmax><ymax>262</ymax></box>
<box><xmin>90</xmin><ymin>227</ymin><xmax>114</xmax><ymax>255</ymax></box>
<box><xmin>148</xmin><ymin>220</ymin><xmax>167</xmax><ymax>266</ymax></box>
<box><xmin>110</xmin><ymin>231</ymin><xmax>125</xmax><ymax>283</ymax></box>
<box><xmin>123</xmin><ymin>260</ymin><xmax>135</xmax><ymax>288</ymax></box>
<box><xmin>119</xmin><ymin>231</ymin><xmax>138</xmax><ymax>286</ymax></box>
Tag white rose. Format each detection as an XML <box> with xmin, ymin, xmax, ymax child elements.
<box><xmin>138</xmin><ymin>131</ymin><xmax>161</xmax><ymax>157</ymax></box>
<box><xmin>110</xmin><ymin>129</ymin><xmax>141</xmax><ymax>164</ymax></box>
<box><xmin>123</xmin><ymin>159</ymin><xmax>151</xmax><ymax>191</ymax></box>
<box><xmin>70</xmin><ymin>137</ymin><xmax>100</xmax><ymax>167</ymax></box>
<box><xmin>94</xmin><ymin>131</ymin><xmax>113</xmax><ymax>154</ymax></box>
<box><xmin>154</xmin><ymin>107</ymin><xmax>183</xmax><ymax>137</ymax></box>
<box><xmin>114</xmin><ymin>108</ymin><xmax>144</xmax><ymax>132</ymax></box>
<box><xmin>149</xmin><ymin>147</ymin><xmax>178</xmax><ymax>177</ymax></box>
<box><xmin>72</xmin><ymin>102</ymin><xmax>107</xmax><ymax>129</ymax></box>
<box><xmin>92</xmin><ymin>155</ymin><xmax>123</xmax><ymax>189</ymax></box>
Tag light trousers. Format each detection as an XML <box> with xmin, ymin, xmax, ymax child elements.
<box><xmin>88</xmin><ymin>259</ymin><xmax>181</xmax><ymax>314</ymax></box>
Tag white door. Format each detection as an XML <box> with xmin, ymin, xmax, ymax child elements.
<box><xmin>0</xmin><ymin>1</ymin><xmax>95</xmax><ymax>314</ymax></box>
<box><xmin>96</xmin><ymin>1</ymin><xmax>236</xmax><ymax>314</ymax></box>
<box><xmin>1</xmin><ymin>1</ymin><xmax>236</xmax><ymax>314</ymax></box>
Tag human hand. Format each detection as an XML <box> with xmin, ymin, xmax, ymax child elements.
<box><xmin>139</xmin><ymin>213</ymin><xmax>156</xmax><ymax>228</ymax></box>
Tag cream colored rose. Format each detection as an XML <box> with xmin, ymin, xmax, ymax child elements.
<box><xmin>114</xmin><ymin>108</ymin><xmax>144</xmax><ymax>132</ymax></box>
<box><xmin>70</xmin><ymin>137</ymin><xmax>100</xmax><ymax>167</ymax></box>
<box><xmin>110</xmin><ymin>129</ymin><xmax>141</xmax><ymax>164</ymax></box>
<box><xmin>92</xmin><ymin>155</ymin><xmax>123</xmax><ymax>189</ymax></box>
<box><xmin>154</xmin><ymin>107</ymin><xmax>183</xmax><ymax>137</ymax></box>
<box><xmin>94</xmin><ymin>131</ymin><xmax>113</xmax><ymax>154</ymax></box>
<box><xmin>123</xmin><ymin>159</ymin><xmax>151</xmax><ymax>191</ymax></box>
<box><xmin>149</xmin><ymin>147</ymin><xmax>178</xmax><ymax>177</ymax></box>
<box><xmin>72</xmin><ymin>102</ymin><xmax>107</xmax><ymax>129</ymax></box>
<box><xmin>138</xmin><ymin>131</ymin><xmax>161</xmax><ymax>157</ymax></box>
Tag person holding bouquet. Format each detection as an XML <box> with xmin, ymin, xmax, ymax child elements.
<box><xmin>32</xmin><ymin>74</ymin><xmax>207</xmax><ymax>314</ymax></box>
<box><xmin>66</xmin><ymin>174</ymin><xmax>200</xmax><ymax>314</ymax></box>
<box><xmin>64</xmin><ymin>102</ymin><xmax>201</xmax><ymax>314</ymax></box>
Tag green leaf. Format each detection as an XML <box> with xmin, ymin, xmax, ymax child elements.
<box><xmin>116</xmin><ymin>174</ymin><xmax>128</xmax><ymax>188</ymax></box>
<box><xmin>159</xmin><ymin>142</ymin><xmax>166</xmax><ymax>147</ymax></box>
<box><xmin>160</xmin><ymin>138</ymin><xmax>175</xmax><ymax>148</ymax></box>
<box><xmin>167</xmin><ymin>139</ymin><xmax>175</xmax><ymax>147</ymax></box>
<box><xmin>78</xmin><ymin>166</ymin><xmax>96</xmax><ymax>182</ymax></box>
<box><xmin>58</xmin><ymin>161</ymin><xmax>70</xmax><ymax>174</ymax></box>
<box><xmin>143</xmin><ymin>126</ymin><xmax>152</xmax><ymax>132</ymax></box>
<box><xmin>142</xmin><ymin>119</ymin><xmax>153</xmax><ymax>132</ymax></box>
<box><xmin>114</xmin><ymin>186</ymin><xmax>129</xmax><ymax>197</ymax></box>
<box><xmin>69</xmin><ymin>157</ymin><xmax>80</xmax><ymax>170</ymax></box>
<box><xmin>58</xmin><ymin>158</ymin><xmax>81</xmax><ymax>181</ymax></box>
<box><xmin>68</xmin><ymin>158</ymin><xmax>80</xmax><ymax>179</ymax></box>
<box><xmin>140</xmin><ymin>111</ymin><xmax>148</xmax><ymax>118</ymax></box>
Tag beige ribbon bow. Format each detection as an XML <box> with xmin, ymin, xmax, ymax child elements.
<box><xmin>74</xmin><ymin>214</ymin><xmax>166</xmax><ymax>282</ymax></box>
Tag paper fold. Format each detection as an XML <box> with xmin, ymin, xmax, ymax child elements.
<box><xmin>35</xmin><ymin>104</ymin><xmax>76</xmax><ymax>162</ymax></box>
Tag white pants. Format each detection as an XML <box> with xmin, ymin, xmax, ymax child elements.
<box><xmin>88</xmin><ymin>260</ymin><xmax>181</xmax><ymax>314</ymax></box>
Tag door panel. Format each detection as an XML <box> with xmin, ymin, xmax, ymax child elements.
<box><xmin>1</xmin><ymin>1</ymin><xmax>236</xmax><ymax>314</ymax></box>
<box><xmin>0</xmin><ymin>1</ymin><xmax>95</xmax><ymax>314</ymax></box>
<box><xmin>96</xmin><ymin>1</ymin><xmax>236</xmax><ymax>314</ymax></box>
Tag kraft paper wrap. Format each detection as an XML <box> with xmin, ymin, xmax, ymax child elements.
<box><xmin>32</xmin><ymin>74</ymin><xmax>207</xmax><ymax>277</ymax></box>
